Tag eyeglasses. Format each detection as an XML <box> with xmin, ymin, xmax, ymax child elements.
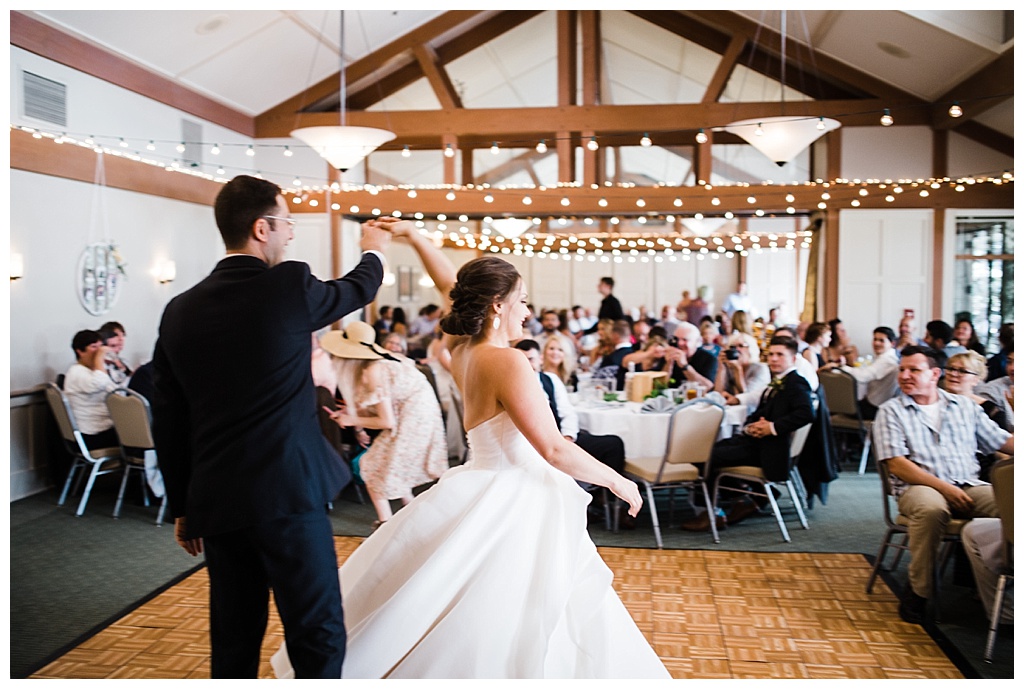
<box><xmin>263</xmin><ymin>215</ymin><xmax>296</xmax><ymax>227</ymax></box>
<box><xmin>943</xmin><ymin>367</ymin><xmax>978</xmax><ymax>376</ymax></box>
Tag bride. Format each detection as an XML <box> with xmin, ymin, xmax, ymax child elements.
<box><xmin>272</xmin><ymin>218</ymin><xmax>670</xmax><ymax>679</ymax></box>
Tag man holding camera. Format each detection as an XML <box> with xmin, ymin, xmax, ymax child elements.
<box><xmin>663</xmin><ymin>322</ymin><xmax>717</xmax><ymax>389</ymax></box>
<box><xmin>715</xmin><ymin>336</ymin><xmax>771</xmax><ymax>411</ymax></box>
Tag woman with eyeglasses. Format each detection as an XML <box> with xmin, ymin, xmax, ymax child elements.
<box><xmin>943</xmin><ymin>352</ymin><xmax>1010</xmax><ymax>431</ymax></box>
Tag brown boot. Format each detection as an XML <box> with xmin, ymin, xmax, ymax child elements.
<box><xmin>679</xmin><ymin>510</ymin><xmax>726</xmax><ymax>532</ymax></box>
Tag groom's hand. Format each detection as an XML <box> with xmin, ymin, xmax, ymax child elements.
<box><xmin>175</xmin><ymin>517</ymin><xmax>204</xmax><ymax>557</ymax></box>
<box><xmin>360</xmin><ymin>218</ymin><xmax>393</xmax><ymax>254</ymax></box>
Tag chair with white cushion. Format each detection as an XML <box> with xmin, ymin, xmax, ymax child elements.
<box><xmin>623</xmin><ymin>399</ymin><xmax>725</xmax><ymax>547</ymax></box>
<box><xmin>44</xmin><ymin>383</ymin><xmax>123</xmax><ymax>517</ymax></box>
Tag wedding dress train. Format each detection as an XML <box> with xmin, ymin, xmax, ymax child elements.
<box><xmin>271</xmin><ymin>411</ymin><xmax>670</xmax><ymax>679</ymax></box>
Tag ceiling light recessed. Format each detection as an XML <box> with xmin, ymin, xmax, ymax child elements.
<box><xmin>196</xmin><ymin>14</ymin><xmax>229</xmax><ymax>35</ymax></box>
<box><xmin>877</xmin><ymin>41</ymin><xmax>911</xmax><ymax>59</ymax></box>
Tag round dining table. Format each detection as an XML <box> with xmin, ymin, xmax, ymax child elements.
<box><xmin>572</xmin><ymin>395</ymin><xmax>749</xmax><ymax>460</ymax></box>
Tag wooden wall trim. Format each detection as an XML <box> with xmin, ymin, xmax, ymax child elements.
<box><xmin>823</xmin><ymin>208</ymin><xmax>840</xmax><ymax>320</ymax></box>
<box><xmin>10</xmin><ymin>128</ymin><xmax>221</xmax><ymax>206</ymax></box>
<box><xmin>10</xmin><ymin>11</ymin><xmax>254</xmax><ymax>137</ymax></box>
<box><xmin>932</xmin><ymin>211</ymin><xmax>945</xmax><ymax>319</ymax></box>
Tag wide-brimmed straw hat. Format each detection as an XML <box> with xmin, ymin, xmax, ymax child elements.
<box><xmin>319</xmin><ymin>321</ymin><xmax>388</xmax><ymax>360</ymax></box>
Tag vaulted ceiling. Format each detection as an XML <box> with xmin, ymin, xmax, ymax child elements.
<box><xmin>11</xmin><ymin>9</ymin><xmax>1015</xmax><ymax>219</ymax></box>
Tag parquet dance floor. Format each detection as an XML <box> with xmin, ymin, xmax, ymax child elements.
<box><xmin>31</xmin><ymin>537</ymin><xmax>960</xmax><ymax>679</ymax></box>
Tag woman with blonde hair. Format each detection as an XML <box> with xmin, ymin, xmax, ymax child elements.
<box><xmin>541</xmin><ymin>336</ymin><xmax>573</xmax><ymax>386</ymax></box>
<box><xmin>729</xmin><ymin>310</ymin><xmax>760</xmax><ymax>360</ymax></box>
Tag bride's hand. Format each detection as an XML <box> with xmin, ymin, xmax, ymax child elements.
<box><xmin>610</xmin><ymin>477</ymin><xmax>643</xmax><ymax>517</ymax></box>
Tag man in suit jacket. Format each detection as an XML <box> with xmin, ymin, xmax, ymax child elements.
<box><xmin>680</xmin><ymin>336</ymin><xmax>814</xmax><ymax>531</ymax></box>
<box><xmin>151</xmin><ymin>175</ymin><xmax>391</xmax><ymax>678</ymax></box>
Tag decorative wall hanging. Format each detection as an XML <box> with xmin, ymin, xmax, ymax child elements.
<box><xmin>76</xmin><ymin>241</ymin><xmax>126</xmax><ymax>316</ymax></box>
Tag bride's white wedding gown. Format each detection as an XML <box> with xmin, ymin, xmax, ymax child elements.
<box><xmin>271</xmin><ymin>411</ymin><xmax>670</xmax><ymax>679</ymax></box>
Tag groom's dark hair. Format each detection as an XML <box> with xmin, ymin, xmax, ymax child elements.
<box><xmin>214</xmin><ymin>175</ymin><xmax>282</xmax><ymax>250</ymax></box>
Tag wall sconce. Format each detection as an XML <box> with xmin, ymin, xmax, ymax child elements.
<box><xmin>157</xmin><ymin>260</ymin><xmax>176</xmax><ymax>284</ymax></box>
<box><xmin>10</xmin><ymin>253</ymin><xmax>24</xmax><ymax>280</ymax></box>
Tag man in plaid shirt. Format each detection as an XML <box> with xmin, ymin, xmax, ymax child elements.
<box><xmin>873</xmin><ymin>345</ymin><xmax>1014</xmax><ymax>624</ymax></box>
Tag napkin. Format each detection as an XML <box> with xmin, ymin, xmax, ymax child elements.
<box><xmin>640</xmin><ymin>395</ymin><xmax>675</xmax><ymax>413</ymax></box>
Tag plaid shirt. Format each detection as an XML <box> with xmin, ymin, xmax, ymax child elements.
<box><xmin>873</xmin><ymin>389</ymin><xmax>1011</xmax><ymax>497</ymax></box>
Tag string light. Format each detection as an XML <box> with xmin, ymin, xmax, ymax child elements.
<box><xmin>443</xmin><ymin>144</ymin><xmax>455</xmax><ymax>158</ymax></box>
<box><xmin>211</xmin><ymin>143</ymin><xmax>220</xmax><ymax>155</ymax></box>
<box><xmin>586</xmin><ymin>137</ymin><xmax>599</xmax><ymax>151</ymax></box>
<box><xmin>948</xmin><ymin>102</ymin><xmax>963</xmax><ymax>118</ymax></box>
<box><xmin>880</xmin><ymin>109</ymin><xmax>894</xmax><ymax>126</ymax></box>
<box><xmin>283</xmin><ymin>146</ymin><xmax>293</xmax><ymax>157</ymax></box>
<box><xmin>490</xmin><ymin>142</ymin><xmax>499</xmax><ymax>155</ymax></box>
<box><xmin>246</xmin><ymin>145</ymin><xmax>255</xmax><ymax>156</ymax></box>
<box><xmin>536</xmin><ymin>140</ymin><xmax>547</xmax><ymax>153</ymax></box>
<box><xmin>402</xmin><ymin>145</ymin><xmax>411</xmax><ymax>157</ymax></box>
<box><xmin>695</xmin><ymin>129</ymin><xmax>708</xmax><ymax>144</ymax></box>
<box><xmin>640</xmin><ymin>133</ymin><xmax>652</xmax><ymax>147</ymax></box>
<box><xmin>146</xmin><ymin>140</ymin><xmax>156</xmax><ymax>151</ymax></box>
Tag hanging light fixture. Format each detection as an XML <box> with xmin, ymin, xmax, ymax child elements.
<box><xmin>724</xmin><ymin>11</ymin><xmax>839</xmax><ymax>166</ymax></box>
<box><xmin>490</xmin><ymin>217</ymin><xmax>533</xmax><ymax>239</ymax></box>
<box><xmin>291</xmin><ymin>11</ymin><xmax>395</xmax><ymax>172</ymax></box>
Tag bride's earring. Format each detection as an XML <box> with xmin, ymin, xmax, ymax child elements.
<box><xmin>492</xmin><ymin>315</ymin><xmax>501</xmax><ymax>330</ymax></box>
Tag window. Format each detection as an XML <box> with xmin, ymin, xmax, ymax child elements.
<box><xmin>953</xmin><ymin>216</ymin><xmax>1013</xmax><ymax>354</ymax></box>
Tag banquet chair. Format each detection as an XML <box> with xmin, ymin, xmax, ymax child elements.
<box><xmin>106</xmin><ymin>389</ymin><xmax>168</xmax><ymax>525</ymax></box>
<box><xmin>818</xmin><ymin>368</ymin><xmax>872</xmax><ymax>474</ymax></box>
<box><xmin>623</xmin><ymin>398</ymin><xmax>725</xmax><ymax>547</ymax></box>
<box><xmin>44</xmin><ymin>383</ymin><xmax>123</xmax><ymax>517</ymax></box>
<box><xmin>865</xmin><ymin>454</ymin><xmax>967</xmax><ymax>622</ymax></box>
<box><xmin>983</xmin><ymin>457</ymin><xmax>1013</xmax><ymax>663</ymax></box>
<box><xmin>711</xmin><ymin>421</ymin><xmax>812</xmax><ymax>543</ymax></box>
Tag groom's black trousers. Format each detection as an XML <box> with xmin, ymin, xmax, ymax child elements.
<box><xmin>202</xmin><ymin>509</ymin><xmax>345</xmax><ymax>678</ymax></box>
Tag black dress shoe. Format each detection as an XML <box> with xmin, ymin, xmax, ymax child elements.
<box><xmin>678</xmin><ymin>510</ymin><xmax>726</xmax><ymax>532</ymax></box>
<box><xmin>898</xmin><ymin>589</ymin><xmax>928</xmax><ymax>625</ymax></box>
<box><xmin>726</xmin><ymin>497</ymin><xmax>761</xmax><ymax>525</ymax></box>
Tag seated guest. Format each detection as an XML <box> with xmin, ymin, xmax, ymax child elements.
<box><xmin>773</xmin><ymin>326</ymin><xmax>818</xmax><ymax>392</ymax></box>
<box><xmin>974</xmin><ymin>349</ymin><xmax>1014</xmax><ymax>432</ymax></box>
<box><xmin>825</xmin><ymin>318</ymin><xmax>859</xmax><ymax>365</ymax></box>
<box><xmin>660</xmin><ymin>322</ymin><xmax>717</xmax><ymax>390</ymax></box>
<box><xmin>593</xmin><ymin>319</ymin><xmax>634</xmax><ymax>390</ymax></box>
<box><xmin>621</xmin><ymin>331</ymin><xmax>670</xmax><ymax>375</ymax></box>
<box><xmin>714</xmin><ymin>337</ymin><xmax>770</xmax><ymax>409</ymax></box>
<box><xmin>896</xmin><ymin>314</ymin><xmax>925</xmax><ymax>350</ymax></box>
<box><xmin>127</xmin><ymin>360</ymin><xmax>155</xmax><ymax>403</ymax></box>
<box><xmin>537</xmin><ymin>309</ymin><xmax>578</xmax><ymax>372</ymax></box>
<box><xmin>986</xmin><ymin>323</ymin><xmax>1013</xmax><ymax>381</ymax></box>
<box><xmin>730</xmin><ymin>311</ymin><xmax>761</xmax><ymax>361</ymax></box>
<box><xmin>961</xmin><ymin>515</ymin><xmax>1014</xmax><ymax>627</ymax></box>
<box><xmin>630</xmin><ymin>319</ymin><xmax>651</xmax><ymax>351</ymax></box>
<box><xmin>945</xmin><ymin>350</ymin><xmax>1012</xmax><ymax>481</ymax></box>
<box><xmin>98</xmin><ymin>321</ymin><xmax>132</xmax><ymax>384</ymax></box>
<box><xmin>802</xmin><ymin>322</ymin><xmax>831</xmax><ymax>369</ymax></box>
<box><xmin>381</xmin><ymin>332</ymin><xmax>408</xmax><ymax>356</ymax></box>
<box><xmin>516</xmin><ymin>340</ymin><xmax>633</xmax><ymax>528</ymax></box>
<box><xmin>953</xmin><ymin>317</ymin><xmax>987</xmax><ymax>356</ymax></box>
<box><xmin>680</xmin><ymin>336</ymin><xmax>814</xmax><ymax>532</ymax></box>
<box><xmin>540</xmin><ymin>335</ymin><xmax>574</xmax><ymax>388</ymax></box>
<box><xmin>821</xmin><ymin>326</ymin><xmax>899</xmax><ymax>419</ymax></box>
<box><xmin>873</xmin><ymin>345</ymin><xmax>1013</xmax><ymax>624</ymax></box>
<box><xmin>923</xmin><ymin>319</ymin><xmax>966</xmax><ymax>368</ymax></box>
<box><xmin>699</xmin><ymin>320</ymin><xmax>722</xmax><ymax>359</ymax></box>
<box><xmin>64</xmin><ymin>330</ymin><xmax>120</xmax><ymax>450</ymax></box>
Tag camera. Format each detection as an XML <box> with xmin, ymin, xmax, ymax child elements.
<box><xmin>669</xmin><ymin>337</ymin><xmax>679</xmax><ymax>347</ymax></box>
<box><xmin>725</xmin><ymin>347</ymin><xmax>740</xmax><ymax>361</ymax></box>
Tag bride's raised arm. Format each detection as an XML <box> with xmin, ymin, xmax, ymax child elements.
<box><xmin>490</xmin><ymin>347</ymin><xmax>643</xmax><ymax>517</ymax></box>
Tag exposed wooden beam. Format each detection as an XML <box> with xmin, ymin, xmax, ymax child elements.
<box><xmin>948</xmin><ymin>120</ymin><xmax>1014</xmax><ymax>158</ymax></box>
<box><xmin>255</xmin><ymin>99</ymin><xmax>921</xmax><ymax>141</ymax></box>
<box><xmin>9</xmin><ymin>128</ymin><xmax>220</xmax><ymax>206</ymax></box>
<box><xmin>702</xmin><ymin>34</ymin><xmax>746</xmax><ymax>104</ymax></box>
<box><xmin>556</xmin><ymin>11</ymin><xmax>578</xmax><ymax>184</ymax></box>
<box><xmin>413</xmin><ymin>43</ymin><xmax>462</xmax><ymax>110</ymax></box>
<box><xmin>580</xmin><ymin>11</ymin><xmax>602</xmax><ymax>186</ymax></box>
<box><xmin>10</xmin><ymin>11</ymin><xmax>253</xmax><ymax>136</ymax></box>
<box><xmin>255</xmin><ymin>10</ymin><xmax>485</xmax><ymax>127</ymax></box>
<box><xmin>931</xmin><ymin>47</ymin><xmax>1014</xmax><ymax>129</ymax></box>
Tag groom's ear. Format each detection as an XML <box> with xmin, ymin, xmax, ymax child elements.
<box><xmin>252</xmin><ymin>217</ymin><xmax>271</xmax><ymax>243</ymax></box>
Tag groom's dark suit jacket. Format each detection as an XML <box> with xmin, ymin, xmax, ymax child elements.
<box><xmin>152</xmin><ymin>254</ymin><xmax>383</xmax><ymax>538</ymax></box>
<box><xmin>713</xmin><ymin>369</ymin><xmax>814</xmax><ymax>482</ymax></box>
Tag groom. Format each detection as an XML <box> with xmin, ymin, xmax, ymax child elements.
<box><xmin>152</xmin><ymin>175</ymin><xmax>391</xmax><ymax>677</ymax></box>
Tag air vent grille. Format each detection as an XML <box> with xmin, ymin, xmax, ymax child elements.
<box><xmin>23</xmin><ymin>71</ymin><xmax>67</xmax><ymax>127</ymax></box>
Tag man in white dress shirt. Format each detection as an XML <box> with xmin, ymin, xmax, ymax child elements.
<box><xmin>721</xmin><ymin>281</ymin><xmax>754</xmax><ymax>319</ymax></box>
<box><xmin>821</xmin><ymin>326</ymin><xmax>899</xmax><ymax>420</ymax></box>
<box><xmin>63</xmin><ymin>329</ymin><xmax>120</xmax><ymax>449</ymax></box>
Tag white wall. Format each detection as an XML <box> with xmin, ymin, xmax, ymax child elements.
<box><xmin>836</xmin><ymin>209</ymin><xmax>934</xmax><ymax>355</ymax></box>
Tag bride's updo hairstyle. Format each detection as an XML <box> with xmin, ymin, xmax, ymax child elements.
<box><xmin>441</xmin><ymin>256</ymin><xmax>521</xmax><ymax>337</ymax></box>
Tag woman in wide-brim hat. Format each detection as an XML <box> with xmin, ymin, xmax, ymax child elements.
<box><xmin>320</xmin><ymin>320</ymin><xmax>447</xmax><ymax>526</ymax></box>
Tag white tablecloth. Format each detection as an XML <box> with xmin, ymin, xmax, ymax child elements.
<box><xmin>573</xmin><ymin>399</ymin><xmax>749</xmax><ymax>460</ymax></box>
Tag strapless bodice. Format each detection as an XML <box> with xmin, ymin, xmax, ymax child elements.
<box><xmin>465</xmin><ymin>411</ymin><xmax>543</xmax><ymax>471</ymax></box>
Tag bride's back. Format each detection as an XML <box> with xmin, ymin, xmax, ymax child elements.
<box><xmin>448</xmin><ymin>340</ymin><xmax>511</xmax><ymax>431</ymax></box>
